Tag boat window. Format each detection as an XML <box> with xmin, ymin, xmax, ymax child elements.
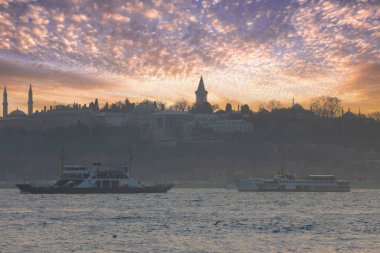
<box><xmin>111</xmin><ymin>180</ymin><xmax>119</xmax><ymax>188</ymax></box>
<box><xmin>103</xmin><ymin>180</ymin><xmax>111</xmax><ymax>188</ymax></box>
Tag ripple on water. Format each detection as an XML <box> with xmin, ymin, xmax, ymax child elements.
<box><xmin>0</xmin><ymin>189</ymin><xmax>379</xmax><ymax>252</ymax></box>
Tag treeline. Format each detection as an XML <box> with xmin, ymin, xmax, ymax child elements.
<box><xmin>89</xmin><ymin>95</ymin><xmax>380</xmax><ymax>121</ymax></box>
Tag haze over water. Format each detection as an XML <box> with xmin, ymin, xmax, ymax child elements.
<box><xmin>1</xmin><ymin>188</ymin><xmax>379</xmax><ymax>252</ymax></box>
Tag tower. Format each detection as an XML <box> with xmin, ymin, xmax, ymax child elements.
<box><xmin>94</xmin><ymin>98</ymin><xmax>99</xmax><ymax>111</ymax></box>
<box><xmin>3</xmin><ymin>85</ymin><xmax>8</xmax><ymax>118</ymax></box>
<box><xmin>195</xmin><ymin>75</ymin><xmax>208</xmax><ymax>106</ymax></box>
<box><xmin>28</xmin><ymin>83</ymin><xmax>33</xmax><ymax>116</ymax></box>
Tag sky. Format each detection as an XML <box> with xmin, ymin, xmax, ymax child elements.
<box><xmin>0</xmin><ymin>0</ymin><xmax>379</xmax><ymax>114</ymax></box>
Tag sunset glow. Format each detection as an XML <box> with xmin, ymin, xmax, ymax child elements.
<box><xmin>0</xmin><ymin>0</ymin><xmax>379</xmax><ymax>113</ymax></box>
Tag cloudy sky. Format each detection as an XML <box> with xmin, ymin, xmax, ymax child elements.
<box><xmin>0</xmin><ymin>0</ymin><xmax>379</xmax><ymax>113</ymax></box>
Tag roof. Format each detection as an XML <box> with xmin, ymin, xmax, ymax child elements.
<box><xmin>291</xmin><ymin>103</ymin><xmax>304</xmax><ymax>110</ymax></box>
<box><xmin>308</xmin><ymin>175</ymin><xmax>335</xmax><ymax>177</ymax></box>
<box><xmin>8</xmin><ymin>109</ymin><xmax>27</xmax><ymax>118</ymax></box>
<box><xmin>343</xmin><ymin>111</ymin><xmax>357</xmax><ymax>118</ymax></box>
<box><xmin>196</xmin><ymin>76</ymin><xmax>206</xmax><ymax>92</ymax></box>
<box><xmin>154</xmin><ymin>110</ymin><xmax>189</xmax><ymax>116</ymax></box>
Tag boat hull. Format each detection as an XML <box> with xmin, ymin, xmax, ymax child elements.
<box><xmin>238</xmin><ymin>188</ymin><xmax>350</xmax><ymax>192</ymax></box>
<box><xmin>236</xmin><ymin>179</ymin><xmax>350</xmax><ymax>192</ymax></box>
<box><xmin>16</xmin><ymin>184</ymin><xmax>174</xmax><ymax>194</ymax></box>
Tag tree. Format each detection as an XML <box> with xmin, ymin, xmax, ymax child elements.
<box><xmin>139</xmin><ymin>99</ymin><xmax>155</xmax><ymax>107</ymax></box>
<box><xmin>310</xmin><ymin>96</ymin><xmax>342</xmax><ymax>118</ymax></box>
<box><xmin>211</xmin><ymin>104</ymin><xmax>220</xmax><ymax>113</ymax></box>
<box><xmin>258</xmin><ymin>105</ymin><xmax>269</xmax><ymax>114</ymax></box>
<box><xmin>267</xmin><ymin>100</ymin><xmax>281</xmax><ymax>111</ymax></box>
<box><xmin>124</xmin><ymin>98</ymin><xmax>135</xmax><ymax>112</ymax></box>
<box><xmin>171</xmin><ymin>99</ymin><xmax>190</xmax><ymax>112</ymax></box>
<box><xmin>225</xmin><ymin>103</ymin><xmax>232</xmax><ymax>113</ymax></box>
<box><xmin>138</xmin><ymin>99</ymin><xmax>165</xmax><ymax>111</ymax></box>
<box><xmin>110</xmin><ymin>101</ymin><xmax>124</xmax><ymax>112</ymax></box>
<box><xmin>368</xmin><ymin>112</ymin><xmax>380</xmax><ymax>120</ymax></box>
<box><xmin>101</xmin><ymin>102</ymin><xmax>109</xmax><ymax>112</ymax></box>
<box><xmin>241</xmin><ymin>104</ymin><xmax>251</xmax><ymax>115</ymax></box>
<box><xmin>155</xmin><ymin>101</ymin><xmax>166</xmax><ymax>111</ymax></box>
<box><xmin>89</xmin><ymin>102</ymin><xmax>95</xmax><ymax>111</ymax></box>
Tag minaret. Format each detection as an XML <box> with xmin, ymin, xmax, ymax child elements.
<box><xmin>195</xmin><ymin>75</ymin><xmax>208</xmax><ymax>106</ymax></box>
<box><xmin>28</xmin><ymin>83</ymin><xmax>33</xmax><ymax>116</ymax></box>
<box><xmin>3</xmin><ymin>85</ymin><xmax>8</xmax><ymax>118</ymax></box>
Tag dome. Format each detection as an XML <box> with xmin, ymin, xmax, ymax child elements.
<box><xmin>343</xmin><ymin>111</ymin><xmax>356</xmax><ymax>119</ymax></box>
<box><xmin>292</xmin><ymin>103</ymin><xmax>304</xmax><ymax>110</ymax></box>
<box><xmin>8</xmin><ymin>108</ymin><xmax>27</xmax><ymax>118</ymax></box>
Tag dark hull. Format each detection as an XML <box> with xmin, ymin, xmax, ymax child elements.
<box><xmin>16</xmin><ymin>184</ymin><xmax>174</xmax><ymax>194</ymax></box>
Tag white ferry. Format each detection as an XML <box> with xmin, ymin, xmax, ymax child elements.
<box><xmin>16</xmin><ymin>150</ymin><xmax>173</xmax><ymax>194</ymax></box>
<box><xmin>236</xmin><ymin>166</ymin><xmax>350</xmax><ymax>192</ymax></box>
<box><xmin>17</xmin><ymin>164</ymin><xmax>173</xmax><ymax>194</ymax></box>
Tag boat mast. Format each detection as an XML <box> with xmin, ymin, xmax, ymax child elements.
<box><xmin>129</xmin><ymin>148</ymin><xmax>134</xmax><ymax>171</ymax></box>
<box><xmin>280</xmin><ymin>153</ymin><xmax>286</xmax><ymax>176</ymax></box>
<box><xmin>60</xmin><ymin>147</ymin><xmax>64</xmax><ymax>176</ymax></box>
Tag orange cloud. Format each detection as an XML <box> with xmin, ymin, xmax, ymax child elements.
<box><xmin>144</xmin><ymin>9</ymin><xmax>159</xmax><ymax>19</ymax></box>
<box><xmin>340</xmin><ymin>63</ymin><xmax>380</xmax><ymax>112</ymax></box>
<box><xmin>71</xmin><ymin>14</ymin><xmax>88</xmax><ymax>23</ymax></box>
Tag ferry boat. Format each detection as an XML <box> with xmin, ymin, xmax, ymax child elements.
<box><xmin>16</xmin><ymin>150</ymin><xmax>174</xmax><ymax>194</ymax></box>
<box><xmin>236</xmin><ymin>161</ymin><xmax>350</xmax><ymax>192</ymax></box>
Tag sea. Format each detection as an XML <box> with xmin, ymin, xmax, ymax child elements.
<box><xmin>0</xmin><ymin>188</ymin><xmax>379</xmax><ymax>253</ymax></box>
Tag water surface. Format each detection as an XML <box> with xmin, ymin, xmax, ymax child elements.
<box><xmin>0</xmin><ymin>189</ymin><xmax>379</xmax><ymax>252</ymax></box>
